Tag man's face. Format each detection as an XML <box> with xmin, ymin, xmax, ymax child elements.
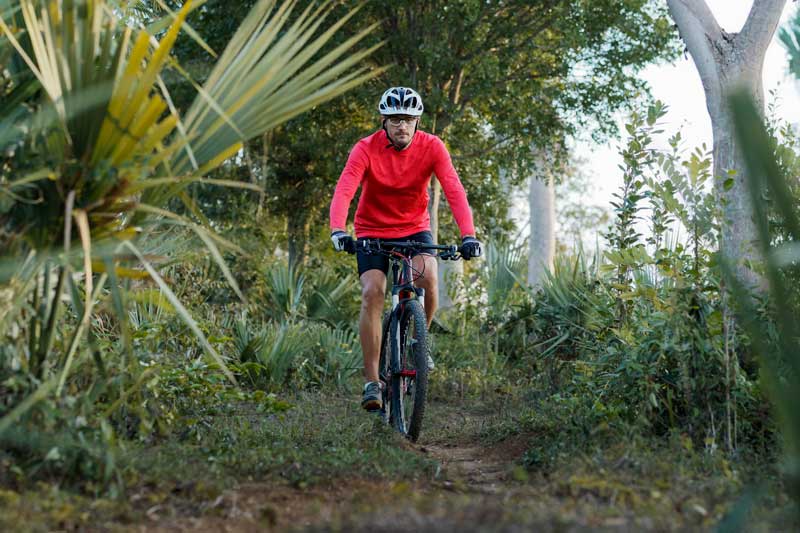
<box><xmin>384</xmin><ymin>115</ymin><xmax>418</xmax><ymax>148</ymax></box>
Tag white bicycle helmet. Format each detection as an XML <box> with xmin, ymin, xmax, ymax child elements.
<box><xmin>378</xmin><ymin>87</ymin><xmax>424</xmax><ymax>116</ymax></box>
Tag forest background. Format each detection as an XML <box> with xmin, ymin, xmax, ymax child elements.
<box><xmin>2</xmin><ymin>0</ymin><xmax>800</xmax><ymax>530</ymax></box>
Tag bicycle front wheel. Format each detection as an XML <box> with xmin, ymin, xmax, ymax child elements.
<box><xmin>378</xmin><ymin>311</ymin><xmax>391</xmax><ymax>423</ymax></box>
<box><xmin>389</xmin><ymin>299</ymin><xmax>429</xmax><ymax>442</ymax></box>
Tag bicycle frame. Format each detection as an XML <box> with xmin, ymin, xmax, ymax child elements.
<box><xmin>355</xmin><ymin>239</ymin><xmax>460</xmax><ymax>439</ymax></box>
<box><xmin>388</xmin><ymin>251</ymin><xmax>423</xmax><ymax>378</ymax></box>
<box><xmin>358</xmin><ymin>239</ymin><xmax>459</xmax><ymax>377</ymax></box>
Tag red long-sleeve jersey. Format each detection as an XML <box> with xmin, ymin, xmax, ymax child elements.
<box><xmin>329</xmin><ymin>130</ymin><xmax>475</xmax><ymax>238</ymax></box>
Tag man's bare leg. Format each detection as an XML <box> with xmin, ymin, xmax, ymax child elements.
<box><xmin>359</xmin><ymin>269</ymin><xmax>387</xmax><ymax>383</ymax></box>
<box><xmin>412</xmin><ymin>254</ymin><xmax>439</xmax><ymax>327</ymax></box>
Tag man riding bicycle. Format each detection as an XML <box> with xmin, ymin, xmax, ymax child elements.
<box><xmin>329</xmin><ymin>87</ymin><xmax>482</xmax><ymax>412</ymax></box>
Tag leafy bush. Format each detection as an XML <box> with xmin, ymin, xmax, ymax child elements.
<box><xmin>231</xmin><ymin>317</ymin><xmax>361</xmax><ymax>392</ymax></box>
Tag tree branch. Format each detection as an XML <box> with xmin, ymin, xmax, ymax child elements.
<box><xmin>667</xmin><ymin>0</ymin><xmax>724</xmax><ymax>105</ymax></box>
<box><xmin>667</xmin><ymin>0</ymin><xmax>722</xmax><ymax>38</ymax></box>
<box><xmin>739</xmin><ymin>0</ymin><xmax>788</xmax><ymax>55</ymax></box>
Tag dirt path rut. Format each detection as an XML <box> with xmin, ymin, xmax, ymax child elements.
<box><xmin>421</xmin><ymin>443</ymin><xmax>507</xmax><ymax>494</ymax></box>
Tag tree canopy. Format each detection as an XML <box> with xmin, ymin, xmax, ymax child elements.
<box><xmin>361</xmin><ymin>0</ymin><xmax>678</xmax><ymax>240</ymax></box>
<box><xmin>168</xmin><ymin>0</ymin><xmax>678</xmax><ymax>253</ymax></box>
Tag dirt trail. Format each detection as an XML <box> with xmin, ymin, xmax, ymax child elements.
<box><xmin>134</xmin><ymin>418</ymin><xmax>521</xmax><ymax>532</ymax></box>
<box><xmin>421</xmin><ymin>443</ymin><xmax>507</xmax><ymax>494</ymax></box>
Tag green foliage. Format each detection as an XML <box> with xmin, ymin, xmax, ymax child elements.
<box><xmin>730</xmin><ymin>89</ymin><xmax>800</xmax><ymax>508</ymax></box>
<box><xmin>233</xmin><ymin>320</ymin><xmax>307</xmax><ymax>389</ymax></box>
<box><xmin>0</xmin><ymin>0</ymin><xmax>381</xmax><ymax>491</ymax></box>
<box><xmin>444</xmin><ymin>102</ymin><xmax>774</xmax><ymax>454</ymax></box>
<box><xmin>300</xmin><ymin>325</ymin><xmax>362</xmax><ymax>390</ymax></box>
<box><xmin>263</xmin><ymin>261</ymin><xmax>306</xmax><ymax>324</ymax></box>
<box><xmin>483</xmin><ymin>239</ymin><xmax>527</xmax><ymax>315</ymax></box>
<box><xmin>604</xmin><ymin>101</ymin><xmax>667</xmax><ymax>294</ymax></box>
<box><xmin>130</xmin><ymin>392</ymin><xmax>435</xmax><ymax>489</ymax></box>
<box><xmin>231</xmin><ymin>318</ymin><xmax>362</xmax><ymax>392</ymax></box>
<box><xmin>304</xmin><ymin>263</ymin><xmax>360</xmax><ymax>326</ymax></box>
<box><xmin>779</xmin><ymin>5</ymin><xmax>800</xmax><ymax>79</ymax></box>
<box><xmin>154</xmin><ymin>360</ymin><xmax>291</xmax><ymax>436</ymax></box>
<box><xmin>523</xmin><ymin>253</ymin><xmax>611</xmax><ymax>390</ymax></box>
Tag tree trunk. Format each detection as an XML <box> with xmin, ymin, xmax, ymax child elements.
<box><xmin>437</xmin><ymin>256</ymin><xmax>463</xmax><ymax>310</ymax></box>
<box><xmin>427</xmin><ymin>114</ymin><xmax>442</xmax><ymax>243</ymax></box>
<box><xmin>287</xmin><ymin>207</ymin><xmax>310</xmax><ymax>267</ymax></box>
<box><xmin>667</xmin><ymin>0</ymin><xmax>787</xmax><ymax>289</ymax></box>
<box><xmin>429</xmin><ymin>180</ymin><xmax>441</xmax><ymax>242</ymax></box>
<box><xmin>528</xmin><ymin>159</ymin><xmax>556</xmax><ymax>288</ymax></box>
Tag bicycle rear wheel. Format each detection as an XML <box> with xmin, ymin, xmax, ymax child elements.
<box><xmin>389</xmin><ymin>299</ymin><xmax>429</xmax><ymax>441</ymax></box>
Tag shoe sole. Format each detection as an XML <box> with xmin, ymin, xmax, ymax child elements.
<box><xmin>362</xmin><ymin>399</ymin><xmax>382</xmax><ymax>411</ymax></box>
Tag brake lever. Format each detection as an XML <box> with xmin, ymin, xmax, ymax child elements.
<box><xmin>438</xmin><ymin>245</ymin><xmax>461</xmax><ymax>261</ymax></box>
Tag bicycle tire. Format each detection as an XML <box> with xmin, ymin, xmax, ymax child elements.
<box><xmin>389</xmin><ymin>299</ymin><xmax>429</xmax><ymax>441</ymax></box>
<box><xmin>378</xmin><ymin>311</ymin><xmax>391</xmax><ymax>423</ymax></box>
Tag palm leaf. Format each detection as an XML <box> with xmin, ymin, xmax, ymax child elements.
<box><xmin>172</xmin><ymin>0</ymin><xmax>385</xmax><ymax>173</ymax></box>
<box><xmin>729</xmin><ymin>89</ymin><xmax>800</xmax><ymax>505</ymax></box>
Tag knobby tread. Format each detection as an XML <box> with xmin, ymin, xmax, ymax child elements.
<box><xmin>390</xmin><ymin>300</ymin><xmax>429</xmax><ymax>441</ymax></box>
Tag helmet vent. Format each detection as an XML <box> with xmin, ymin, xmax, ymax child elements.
<box><xmin>378</xmin><ymin>86</ymin><xmax>424</xmax><ymax>116</ymax></box>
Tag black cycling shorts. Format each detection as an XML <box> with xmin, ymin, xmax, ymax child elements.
<box><xmin>356</xmin><ymin>230</ymin><xmax>434</xmax><ymax>276</ymax></box>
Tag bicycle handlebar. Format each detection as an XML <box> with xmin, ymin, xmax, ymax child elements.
<box><xmin>350</xmin><ymin>239</ymin><xmax>462</xmax><ymax>260</ymax></box>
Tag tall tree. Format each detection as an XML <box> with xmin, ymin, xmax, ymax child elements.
<box><xmin>528</xmin><ymin>150</ymin><xmax>557</xmax><ymax>288</ymax></box>
<box><xmin>265</xmin><ymin>103</ymin><xmax>375</xmax><ymax>266</ymax></box>
<box><xmin>667</xmin><ymin>0</ymin><xmax>788</xmax><ymax>288</ymax></box>
<box><xmin>169</xmin><ymin>1</ymin><xmax>676</xmax><ymax>259</ymax></box>
<box><xmin>364</xmin><ymin>0</ymin><xmax>678</xmax><ymax>243</ymax></box>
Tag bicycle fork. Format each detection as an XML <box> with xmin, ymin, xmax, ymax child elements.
<box><xmin>389</xmin><ymin>260</ymin><xmax>425</xmax><ymax>377</ymax></box>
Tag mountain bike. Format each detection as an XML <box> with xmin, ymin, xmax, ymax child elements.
<box><xmin>353</xmin><ymin>239</ymin><xmax>462</xmax><ymax>442</ymax></box>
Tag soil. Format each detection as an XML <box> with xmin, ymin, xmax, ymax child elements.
<box><xmin>114</xmin><ymin>404</ymin><xmax>784</xmax><ymax>532</ymax></box>
<box><xmin>125</xmin><ymin>416</ymin><xmax>531</xmax><ymax>532</ymax></box>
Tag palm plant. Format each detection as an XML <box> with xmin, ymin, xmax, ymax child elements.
<box><xmin>483</xmin><ymin>239</ymin><xmax>526</xmax><ymax>313</ymax></box>
<box><xmin>305</xmin><ymin>265</ymin><xmax>358</xmax><ymax>326</ymax></box>
<box><xmin>232</xmin><ymin>319</ymin><xmax>309</xmax><ymax>389</ymax></box>
<box><xmin>301</xmin><ymin>323</ymin><xmax>361</xmax><ymax>390</ymax></box>
<box><xmin>262</xmin><ymin>259</ymin><xmax>306</xmax><ymax>323</ymax></box>
<box><xmin>0</xmin><ymin>0</ymin><xmax>383</xmax><ymax>423</ymax></box>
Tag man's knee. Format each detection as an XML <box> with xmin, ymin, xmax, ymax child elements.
<box><xmin>415</xmin><ymin>256</ymin><xmax>438</xmax><ymax>289</ymax></box>
<box><xmin>360</xmin><ymin>272</ymin><xmax>386</xmax><ymax>309</ymax></box>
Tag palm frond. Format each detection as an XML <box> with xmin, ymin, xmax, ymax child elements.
<box><xmin>171</xmin><ymin>0</ymin><xmax>386</xmax><ymax>174</ymax></box>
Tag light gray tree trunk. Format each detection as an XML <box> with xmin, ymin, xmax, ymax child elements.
<box><xmin>528</xmin><ymin>152</ymin><xmax>556</xmax><ymax>289</ymax></box>
<box><xmin>429</xmin><ymin>179</ymin><xmax>441</xmax><ymax>243</ymax></box>
<box><xmin>667</xmin><ymin>0</ymin><xmax>787</xmax><ymax>288</ymax></box>
<box><xmin>437</xmin><ymin>256</ymin><xmax>463</xmax><ymax>310</ymax></box>
<box><xmin>428</xmin><ymin>176</ymin><xmax>458</xmax><ymax>309</ymax></box>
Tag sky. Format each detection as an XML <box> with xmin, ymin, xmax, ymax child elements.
<box><xmin>510</xmin><ymin>1</ymin><xmax>800</xmax><ymax>244</ymax></box>
<box><xmin>580</xmin><ymin>0</ymin><xmax>800</xmax><ymax>206</ymax></box>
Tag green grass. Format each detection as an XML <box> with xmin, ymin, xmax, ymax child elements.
<box><xmin>0</xmin><ymin>379</ymin><xmax>795</xmax><ymax>532</ymax></box>
<box><xmin>127</xmin><ymin>391</ymin><xmax>436</xmax><ymax>488</ymax></box>
<box><xmin>0</xmin><ymin>391</ymin><xmax>438</xmax><ymax>531</ymax></box>
<box><xmin>469</xmin><ymin>388</ymin><xmax>797</xmax><ymax>532</ymax></box>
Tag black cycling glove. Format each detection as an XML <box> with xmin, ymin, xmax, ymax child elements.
<box><xmin>331</xmin><ymin>230</ymin><xmax>356</xmax><ymax>254</ymax></box>
<box><xmin>460</xmin><ymin>236</ymin><xmax>482</xmax><ymax>260</ymax></box>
